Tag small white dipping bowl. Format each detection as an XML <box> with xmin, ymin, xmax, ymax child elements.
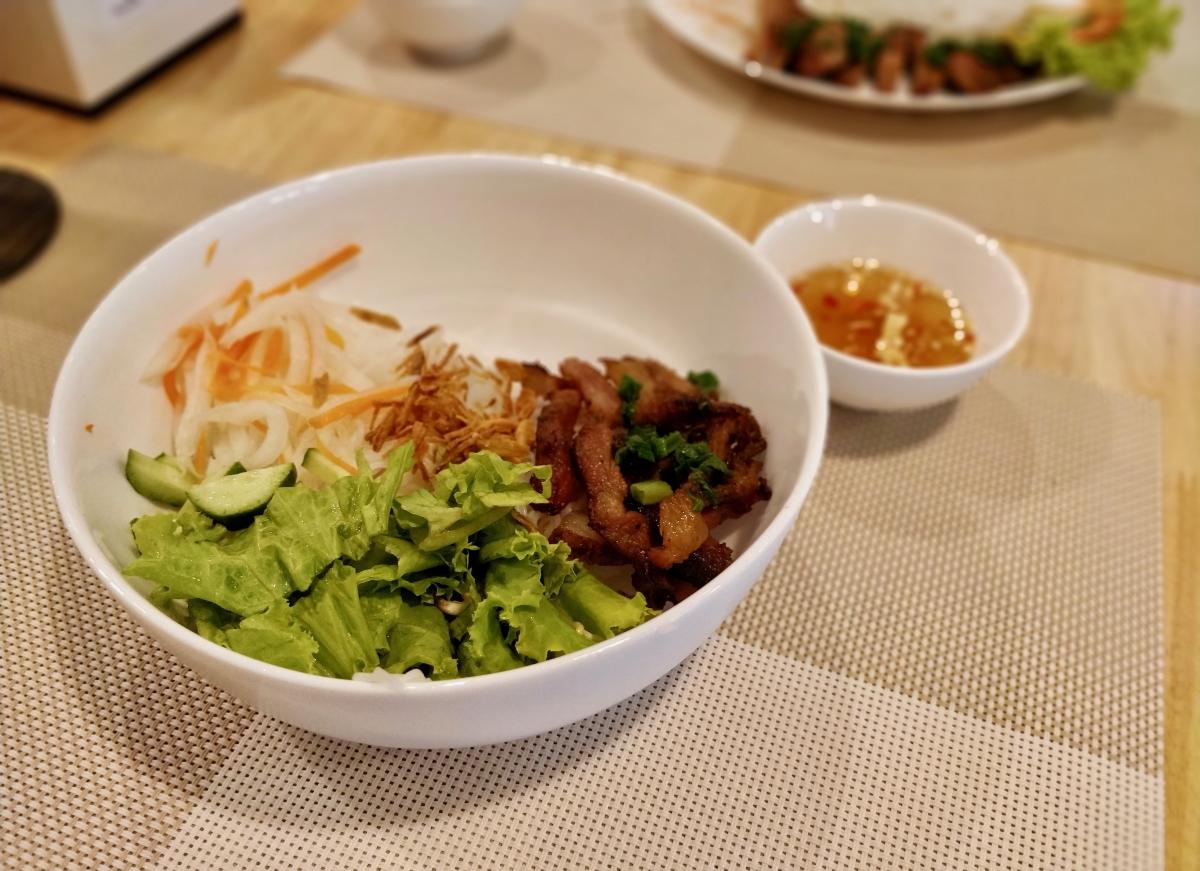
<box><xmin>755</xmin><ymin>197</ymin><xmax>1030</xmax><ymax>412</ymax></box>
<box><xmin>48</xmin><ymin>155</ymin><xmax>827</xmax><ymax>748</ymax></box>
<box><xmin>365</xmin><ymin>0</ymin><xmax>523</xmax><ymax>63</ymax></box>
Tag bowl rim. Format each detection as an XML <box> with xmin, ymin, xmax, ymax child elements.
<box><xmin>754</xmin><ymin>195</ymin><xmax>1031</xmax><ymax>380</ymax></box>
<box><xmin>47</xmin><ymin>153</ymin><xmax>829</xmax><ymax>697</ymax></box>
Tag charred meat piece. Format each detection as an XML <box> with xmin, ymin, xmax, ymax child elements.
<box><xmin>747</xmin><ymin>0</ymin><xmax>800</xmax><ymax>66</ymax></box>
<box><xmin>833</xmin><ymin>63</ymin><xmax>867</xmax><ymax>87</ymax></box>
<box><xmin>702</xmin><ymin>460</ymin><xmax>772</xmax><ymax>528</ymax></box>
<box><xmin>495</xmin><ymin>359</ymin><xmax>563</xmax><ymax>395</ymax></box>
<box><xmin>648</xmin><ymin>488</ymin><xmax>710</xmax><ymax>569</ymax></box>
<box><xmin>945</xmin><ymin>50</ymin><xmax>1003</xmax><ymax>93</ymax></box>
<box><xmin>673</xmin><ymin>537</ymin><xmax>734</xmax><ymax>586</ymax></box>
<box><xmin>533</xmin><ymin>388</ymin><xmax>582</xmax><ymax>513</ymax></box>
<box><xmin>573</xmin><ymin>422</ymin><xmax>653</xmax><ymax>564</ymax></box>
<box><xmin>695</xmin><ymin>401</ymin><xmax>771</xmax><ymax>527</ymax></box>
<box><xmin>910</xmin><ymin>57</ymin><xmax>946</xmax><ymax>94</ymax></box>
<box><xmin>798</xmin><ymin>21</ymin><xmax>848</xmax><ymax>78</ymax></box>
<box><xmin>561</xmin><ymin>357</ymin><xmax>621</xmax><ymax>424</ymax></box>
<box><xmin>550</xmin><ymin>509</ymin><xmax>625</xmax><ymax>565</ymax></box>
<box><xmin>632</xmin><ymin>563</ymin><xmax>700</xmax><ymax>609</ymax></box>
<box><xmin>603</xmin><ymin>356</ymin><xmax>703</xmax><ymax>428</ymax></box>
<box><xmin>871</xmin><ymin>28</ymin><xmax>915</xmax><ymax>92</ymax></box>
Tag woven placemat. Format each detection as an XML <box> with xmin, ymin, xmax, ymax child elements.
<box><xmin>0</xmin><ymin>147</ymin><xmax>1165</xmax><ymax>869</ymax></box>
<box><xmin>0</xmin><ymin>396</ymin><xmax>1163</xmax><ymax>869</ymax></box>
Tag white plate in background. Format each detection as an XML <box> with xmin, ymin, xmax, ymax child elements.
<box><xmin>647</xmin><ymin>0</ymin><xmax>1085</xmax><ymax>112</ymax></box>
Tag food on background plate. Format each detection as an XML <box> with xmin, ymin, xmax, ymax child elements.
<box><xmin>124</xmin><ymin>245</ymin><xmax>771</xmax><ymax>680</ymax></box>
<box><xmin>749</xmin><ymin>0</ymin><xmax>1179</xmax><ymax>95</ymax></box>
<box><xmin>792</xmin><ymin>259</ymin><xmax>975</xmax><ymax>367</ymax></box>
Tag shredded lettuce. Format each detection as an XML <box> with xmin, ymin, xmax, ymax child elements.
<box><xmin>361</xmin><ymin>594</ymin><xmax>458</xmax><ymax>679</ymax></box>
<box><xmin>127</xmin><ymin>514</ymin><xmax>293</xmax><ymax>616</ymax></box>
<box><xmin>395</xmin><ymin>451</ymin><xmax>550</xmax><ymax>551</ymax></box>
<box><xmin>125</xmin><ymin>443</ymin><xmax>656</xmax><ymax>681</ymax></box>
<box><xmin>1015</xmin><ymin>0</ymin><xmax>1180</xmax><ymax>90</ymax></box>
<box><xmin>291</xmin><ymin>563</ymin><xmax>379</xmax><ymax>678</ymax></box>
<box><xmin>557</xmin><ymin>571</ymin><xmax>655</xmax><ymax>641</ymax></box>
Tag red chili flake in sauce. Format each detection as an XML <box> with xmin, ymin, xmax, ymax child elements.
<box><xmin>84</xmin><ymin>424</ymin><xmax>94</xmax><ymax>433</ymax></box>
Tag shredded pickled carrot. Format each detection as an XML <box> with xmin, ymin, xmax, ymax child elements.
<box><xmin>193</xmin><ymin>429</ymin><xmax>209</xmax><ymax>476</ymax></box>
<box><xmin>163</xmin><ymin>371</ymin><xmax>183</xmax><ymax>407</ymax></box>
<box><xmin>210</xmin><ymin>334</ymin><xmax>272</xmax><ymax>377</ymax></box>
<box><xmin>205</xmin><ymin>240</ymin><xmax>219</xmax><ymax>266</ymax></box>
<box><xmin>309</xmin><ymin>384</ymin><xmax>409</xmax><ymax>428</ymax></box>
<box><xmin>261</xmin><ymin>330</ymin><xmax>286</xmax><ymax>375</ymax></box>
<box><xmin>257</xmin><ymin>244</ymin><xmax>361</xmax><ymax>301</ymax></box>
<box><xmin>223</xmin><ymin>279</ymin><xmax>251</xmax><ymax>306</ymax></box>
<box><xmin>324</xmin><ymin>325</ymin><xmax>345</xmax><ymax>349</ymax></box>
<box><xmin>316</xmin><ymin>433</ymin><xmax>358</xmax><ymax>474</ymax></box>
<box><xmin>290</xmin><ymin>380</ymin><xmax>354</xmax><ymax>397</ymax></box>
<box><xmin>251</xmin><ymin>420</ymin><xmax>267</xmax><ymax>433</ymax></box>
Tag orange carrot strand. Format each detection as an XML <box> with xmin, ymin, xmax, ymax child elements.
<box><xmin>309</xmin><ymin>384</ymin><xmax>409</xmax><ymax>428</ymax></box>
<box><xmin>257</xmin><ymin>244</ymin><xmax>361</xmax><ymax>301</ymax></box>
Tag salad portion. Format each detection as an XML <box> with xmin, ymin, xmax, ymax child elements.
<box><xmin>126</xmin><ymin>445</ymin><xmax>654</xmax><ymax>680</ymax></box>
<box><xmin>121</xmin><ymin>243</ymin><xmax>771</xmax><ymax>681</ymax></box>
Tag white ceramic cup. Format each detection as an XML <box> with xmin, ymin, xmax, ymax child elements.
<box><xmin>365</xmin><ymin>0</ymin><xmax>523</xmax><ymax>62</ymax></box>
<box><xmin>755</xmin><ymin>196</ymin><xmax>1031</xmax><ymax>412</ymax></box>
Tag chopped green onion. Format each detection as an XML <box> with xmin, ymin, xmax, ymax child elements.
<box><xmin>630</xmin><ymin>480</ymin><xmax>672</xmax><ymax>506</ymax></box>
<box><xmin>617</xmin><ymin>375</ymin><xmax>641</xmax><ymax>424</ymax></box>
<box><xmin>687</xmin><ymin>370</ymin><xmax>720</xmax><ymax>394</ymax></box>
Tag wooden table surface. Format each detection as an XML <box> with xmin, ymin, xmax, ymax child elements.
<box><xmin>1</xmin><ymin>0</ymin><xmax>1195</xmax><ymax>865</ymax></box>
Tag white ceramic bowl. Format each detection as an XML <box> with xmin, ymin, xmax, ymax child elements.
<box><xmin>48</xmin><ymin>155</ymin><xmax>828</xmax><ymax>748</ymax></box>
<box><xmin>755</xmin><ymin>197</ymin><xmax>1030</xmax><ymax>412</ymax></box>
<box><xmin>365</xmin><ymin>0</ymin><xmax>523</xmax><ymax>62</ymax></box>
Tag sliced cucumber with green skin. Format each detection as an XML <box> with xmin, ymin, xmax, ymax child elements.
<box><xmin>186</xmin><ymin>463</ymin><xmax>296</xmax><ymax>521</ymax></box>
<box><xmin>302</xmin><ymin>447</ymin><xmax>348</xmax><ymax>485</ymax></box>
<box><xmin>126</xmin><ymin>449</ymin><xmax>197</xmax><ymax>507</ymax></box>
<box><xmin>222</xmin><ymin>461</ymin><xmax>247</xmax><ymax>477</ymax></box>
<box><xmin>154</xmin><ymin>453</ymin><xmax>193</xmax><ymax>476</ymax></box>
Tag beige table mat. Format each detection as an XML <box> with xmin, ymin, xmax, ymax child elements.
<box><xmin>281</xmin><ymin>0</ymin><xmax>1200</xmax><ymax>278</ymax></box>
<box><xmin>0</xmin><ymin>148</ymin><xmax>1165</xmax><ymax>868</ymax></box>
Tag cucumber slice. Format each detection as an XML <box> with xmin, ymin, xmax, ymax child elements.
<box><xmin>201</xmin><ymin>460</ymin><xmax>248</xmax><ymax>482</ymax></box>
<box><xmin>186</xmin><ymin>463</ymin><xmax>296</xmax><ymax>521</ymax></box>
<box><xmin>302</xmin><ymin>448</ymin><xmax>348</xmax><ymax>485</ymax></box>
<box><xmin>126</xmin><ymin>449</ymin><xmax>197</xmax><ymax>507</ymax></box>
<box><xmin>154</xmin><ymin>453</ymin><xmax>196</xmax><ymax>476</ymax></box>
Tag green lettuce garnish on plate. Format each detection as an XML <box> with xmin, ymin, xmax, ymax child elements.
<box><xmin>124</xmin><ymin>444</ymin><xmax>655</xmax><ymax>680</ymax></box>
<box><xmin>1014</xmin><ymin>0</ymin><xmax>1181</xmax><ymax>91</ymax></box>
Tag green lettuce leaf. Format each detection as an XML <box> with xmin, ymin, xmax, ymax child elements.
<box><xmin>456</xmin><ymin>600</ymin><xmax>527</xmax><ymax>676</ymax></box>
<box><xmin>359</xmin><ymin>593</ymin><xmax>457</xmax><ymax>679</ymax></box>
<box><xmin>188</xmin><ymin>599</ymin><xmax>322</xmax><ymax>674</ymax></box>
<box><xmin>1014</xmin><ymin>0</ymin><xmax>1180</xmax><ymax>90</ymax></box>
<box><xmin>478</xmin><ymin>518</ymin><xmax>578</xmax><ymax>597</ymax></box>
<box><xmin>482</xmin><ymin>558</ymin><xmax>591</xmax><ymax>662</ymax></box>
<box><xmin>258</xmin><ymin>444</ymin><xmax>414</xmax><ymax>588</ymax></box>
<box><xmin>557</xmin><ymin>570</ymin><xmax>656</xmax><ymax>641</ymax></box>
<box><xmin>227</xmin><ymin>604</ymin><xmax>322</xmax><ymax>674</ymax></box>
<box><xmin>127</xmin><ymin>513</ymin><xmax>292</xmax><ymax>616</ymax></box>
<box><xmin>189</xmin><ymin>598</ymin><xmax>237</xmax><ymax>645</ymax></box>
<box><xmin>291</xmin><ymin>562</ymin><xmax>379</xmax><ymax>678</ymax></box>
<box><xmin>395</xmin><ymin>451</ymin><xmax>550</xmax><ymax>551</ymax></box>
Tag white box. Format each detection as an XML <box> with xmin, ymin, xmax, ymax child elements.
<box><xmin>0</xmin><ymin>0</ymin><xmax>241</xmax><ymax>110</ymax></box>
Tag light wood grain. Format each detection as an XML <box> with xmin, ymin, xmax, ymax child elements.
<box><xmin>0</xmin><ymin>0</ymin><xmax>1194</xmax><ymax>866</ymax></box>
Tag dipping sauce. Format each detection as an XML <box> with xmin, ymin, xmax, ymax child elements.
<box><xmin>792</xmin><ymin>259</ymin><xmax>975</xmax><ymax>367</ymax></box>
